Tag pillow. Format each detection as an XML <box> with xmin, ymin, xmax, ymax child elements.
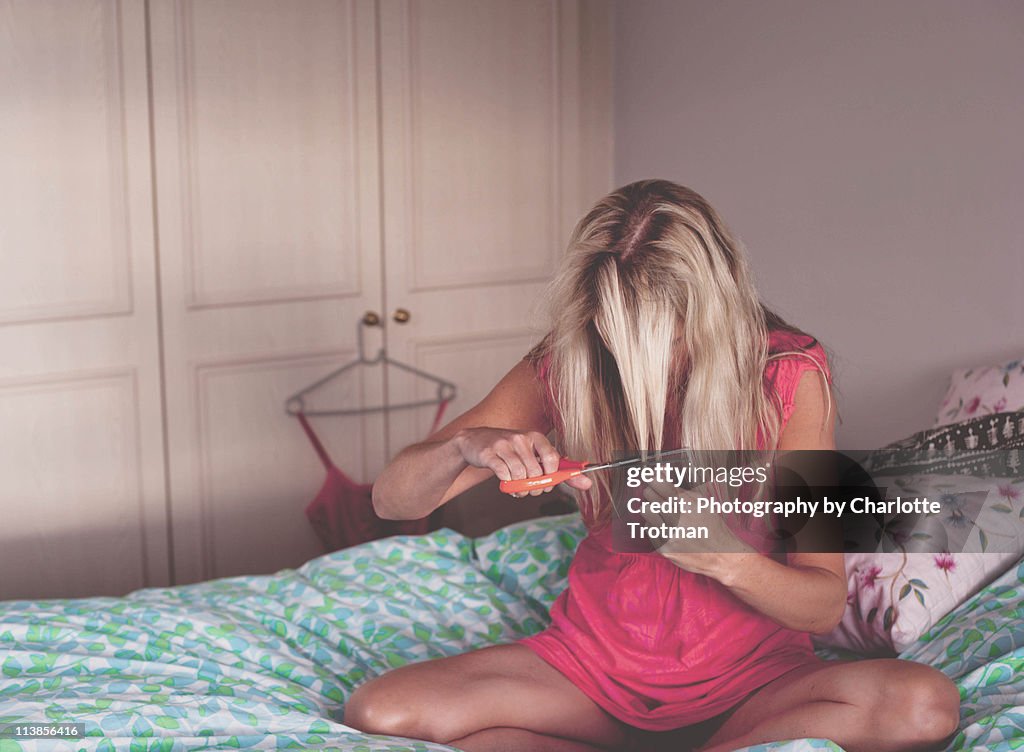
<box><xmin>864</xmin><ymin>410</ymin><xmax>1024</xmax><ymax>478</ymax></box>
<box><xmin>821</xmin><ymin>549</ymin><xmax>1021</xmax><ymax>655</ymax></box>
<box><xmin>935</xmin><ymin>358</ymin><xmax>1024</xmax><ymax>427</ymax></box>
<box><xmin>814</xmin><ymin>474</ymin><xmax>1023</xmax><ymax>655</ymax></box>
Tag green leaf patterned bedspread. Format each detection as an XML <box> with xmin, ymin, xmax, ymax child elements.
<box><xmin>0</xmin><ymin>514</ymin><xmax>1020</xmax><ymax>751</ymax></box>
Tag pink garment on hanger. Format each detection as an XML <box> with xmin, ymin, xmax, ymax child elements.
<box><xmin>297</xmin><ymin>402</ymin><xmax>449</xmax><ymax>551</ymax></box>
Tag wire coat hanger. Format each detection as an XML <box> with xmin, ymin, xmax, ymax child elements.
<box><xmin>284</xmin><ymin>318</ymin><xmax>457</xmax><ymax>417</ymax></box>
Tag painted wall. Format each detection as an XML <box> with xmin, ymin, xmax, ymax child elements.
<box><xmin>613</xmin><ymin>0</ymin><xmax>1023</xmax><ymax>447</ymax></box>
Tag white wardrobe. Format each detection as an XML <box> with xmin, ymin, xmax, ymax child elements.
<box><xmin>0</xmin><ymin>0</ymin><xmax>612</xmax><ymax>599</ymax></box>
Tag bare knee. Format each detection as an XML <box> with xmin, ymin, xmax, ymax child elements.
<box><xmin>343</xmin><ymin>670</ymin><xmax>465</xmax><ymax>742</ymax></box>
<box><xmin>905</xmin><ymin>671</ymin><xmax>961</xmax><ymax>746</ymax></box>
<box><xmin>877</xmin><ymin>666</ymin><xmax>960</xmax><ymax>748</ymax></box>
<box><xmin>344</xmin><ymin>674</ymin><xmax>428</xmax><ymax>739</ymax></box>
<box><xmin>344</xmin><ymin>676</ymin><xmax>403</xmax><ymax>736</ymax></box>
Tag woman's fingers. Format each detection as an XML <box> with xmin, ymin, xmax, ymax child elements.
<box><xmin>492</xmin><ymin>437</ymin><xmax>538</xmax><ymax>484</ymax></box>
<box><xmin>491</xmin><ymin>432</ymin><xmax>558</xmax><ymax>498</ymax></box>
<box><xmin>471</xmin><ymin>429</ymin><xmax>577</xmax><ymax>499</ymax></box>
<box><xmin>525</xmin><ymin>432</ymin><xmax>560</xmax><ymax>496</ymax></box>
<box><xmin>565</xmin><ymin>475</ymin><xmax>592</xmax><ymax>491</ymax></box>
<box><xmin>494</xmin><ymin>445</ymin><xmax>529</xmax><ymax>484</ymax></box>
<box><xmin>513</xmin><ymin>434</ymin><xmax>546</xmax><ymax>480</ymax></box>
<box><xmin>529</xmin><ymin>432</ymin><xmax>562</xmax><ymax>475</ymax></box>
<box><xmin>478</xmin><ymin>448</ymin><xmax>513</xmax><ymax>482</ymax></box>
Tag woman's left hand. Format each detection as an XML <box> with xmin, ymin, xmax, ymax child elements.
<box><xmin>637</xmin><ymin>479</ymin><xmax>759</xmax><ymax>584</ymax></box>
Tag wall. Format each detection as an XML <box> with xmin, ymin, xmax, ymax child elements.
<box><xmin>613</xmin><ymin>0</ymin><xmax>1024</xmax><ymax>447</ymax></box>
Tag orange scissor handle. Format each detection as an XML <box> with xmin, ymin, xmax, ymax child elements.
<box><xmin>499</xmin><ymin>458</ymin><xmax>588</xmax><ymax>495</ymax></box>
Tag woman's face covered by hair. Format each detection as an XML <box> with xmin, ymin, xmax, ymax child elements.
<box><xmin>531</xmin><ymin>179</ymin><xmax>789</xmax><ymax>523</ymax></box>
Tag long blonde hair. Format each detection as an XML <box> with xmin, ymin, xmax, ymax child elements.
<box><xmin>529</xmin><ymin>179</ymin><xmax>828</xmax><ymax>522</ymax></box>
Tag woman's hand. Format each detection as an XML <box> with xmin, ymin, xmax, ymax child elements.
<box><xmin>373</xmin><ymin>358</ymin><xmax>559</xmax><ymax>519</ymax></box>
<box><xmin>636</xmin><ymin>476</ymin><xmax>843</xmax><ymax>633</ymax></box>
<box><xmin>637</xmin><ymin>479</ymin><xmax>758</xmax><ymax>582</ymax></box>
<box><xmin>453</xmin><ymin>427</ymin><xmax>593</xmax><ymax>497</ymax></box>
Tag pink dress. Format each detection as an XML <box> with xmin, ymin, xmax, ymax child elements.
<box><xmin>518</xmin><ymin>330</ymin><xmax>831</xmax><ymax>732</ymax></box>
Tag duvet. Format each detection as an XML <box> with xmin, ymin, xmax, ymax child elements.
<box><xmin>0</xmin><ymin>513</ymin><xmax>1021</xmax><ymax>751</ymax></box>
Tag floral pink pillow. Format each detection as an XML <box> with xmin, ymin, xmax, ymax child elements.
<box><xmin>813</xmin><ymin>476</ymin><xmax>1023</xmax><ymax>655</ymax></box>
<box><xmin>935</xmin><ymin>358</ymin><xmax>1024</xmax><ymax>427</ymax></box>
<box><xmin>816</xmin><ymin>550</ymin><xmax>1017</xmax><ymax>655</ymax></box>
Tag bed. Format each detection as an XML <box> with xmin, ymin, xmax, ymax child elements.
<box><xmin>0</xmin><ymin>510</ymin><xmax>1022</xmax><ymax>752</ymax></box>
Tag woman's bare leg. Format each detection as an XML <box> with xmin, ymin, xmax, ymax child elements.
<box><xmin>343</xmin><ymin>643</ymin><xmax>629</xmax><ymax>750</ymax></box>
<box><xmin>698</xmin><ymin>658</ymin><xmax>960</xmax><ymax>752</ymax></box>
<box><xmin>451</xmin><ymin>727</ymin><xmax>607</xmax><ymax>752</ymax></box>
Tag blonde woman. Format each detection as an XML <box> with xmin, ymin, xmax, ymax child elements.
<box><xmin>344</xmin><ymin>180</ymin><xmax>960</xmax><ymax>752</ymax></box>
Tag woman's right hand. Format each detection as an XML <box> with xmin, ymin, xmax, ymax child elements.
<box><xmin>452</xmin><ymin>427</ymin><xmax>593</xmax><ymax>496</ymax></box>
<box><xmin>374</xmin><ymin>359</ymin><xmax>579</xmax><ymax>518</ymax></box>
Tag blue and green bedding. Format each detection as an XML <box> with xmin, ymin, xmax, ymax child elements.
<box><xmin>0</xmin><ymin>513</ymin><xmax>1021</xmax><ymax>751</ymax></box>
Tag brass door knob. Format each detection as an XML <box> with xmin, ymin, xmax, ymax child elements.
<box><xmin>392</xmin><ymin>308</ymin><xmax>411</xmax><ymax>324</ymax></box>
<box><xmin>362</xmin><ymin>311</ymin><xmax>380</xmax><ymax>326</ymax></box>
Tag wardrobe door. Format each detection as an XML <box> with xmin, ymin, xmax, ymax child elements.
<box><xmin>377</xmin><ymin>0</ymin><xmax>612</xmax><ymax>532</ymax></box>
<box><xmin>0</xmin><ymin>0</ymin><xmax>169</xmax><ymax>598</ymax></box>
<box><xmin>149</xmin><ymin>0</ymin><xmax>385</xmax><ymax>584</ymax></box>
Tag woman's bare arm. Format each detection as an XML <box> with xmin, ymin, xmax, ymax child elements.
<box><xmin>372</xmin><ymin>358</ymin><xmax>574</xmax><ymax>520</ymax></box>
<box><xmin>660</xmin><ymin>371</ymin><xmax>848</xmax><ymax>634</ymax></box>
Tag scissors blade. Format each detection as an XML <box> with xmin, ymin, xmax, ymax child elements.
<box><xmin>583</xmin><ymin>448</ymin><xmax>692</xmax><ymax>474</ymax></box>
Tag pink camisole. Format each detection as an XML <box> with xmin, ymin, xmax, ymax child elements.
<box><xmin>518</xmin><ymin>330</ymin><xmax>831</xmax><ymax>732</ymax></box>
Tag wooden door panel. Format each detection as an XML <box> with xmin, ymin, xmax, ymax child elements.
<box><xmin>191</xmin><ymin>350</ymin><xmax>384</xmax><ymax>578</ymax></box>
<box><xmin>392</xmin><ymin>330</ymin><xmax>537</xmax><ymax>439</ymax></box>
<box><xmin>0</xmin><ymin>371</ymin><xmax>151</xmax><ymax>598</ymax></box>
<box><xmin>395</xmin><ymin>0</ymin><xmax>562</xmax><ymax>289</ymax></box>
<box><xmin>170</xmin><ymin>0</ymin><xmax>366</xmax><ymax>307</ymax></box>
<box><xmin>378</xmin><ymin>0</ymin><xmax>612</xmax><ymax>532</ymax></box>
<box><xmin>0</xmin><ymin>0</ymin><xmax>168</xmax><ymax>598</ymax></box>
<box><xmin>151</xmin><ymin>0</ymin><xmax>385</xmax><ymax>584</ymax></box>
<box><xmin>0</xmin><ymin>0</ymin><xmax>133</xmax><ymax>324</ymax></box>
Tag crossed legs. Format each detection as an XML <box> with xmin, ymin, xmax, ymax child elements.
<box><xmin>343</xmin><ymin>644</ymin><xmax>960</xmax><ymax>752</ymax></box>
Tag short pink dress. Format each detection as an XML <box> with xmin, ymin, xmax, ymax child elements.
<box><xmin>518</xmin><ymin>330</ymin><xmax>831</xmax><ymax>732</ymax></box>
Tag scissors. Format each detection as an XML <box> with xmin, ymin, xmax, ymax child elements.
<box><xmin>499</xmin><ymin>449</ymin><xmax>691</xmax><ymax>495</ymax></box>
